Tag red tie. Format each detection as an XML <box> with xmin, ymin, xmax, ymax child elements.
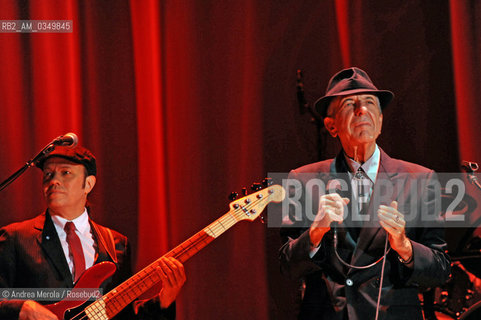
<box><xmin>64</xmin><ymin>222</ymin><xmax>86</xmax><ymax>282</ymax></box>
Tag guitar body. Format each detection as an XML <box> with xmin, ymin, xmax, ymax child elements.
<box><xmin>46</xmin><ymin>261</ymin><xmax>116</xmax><ymax>319</ymax></box>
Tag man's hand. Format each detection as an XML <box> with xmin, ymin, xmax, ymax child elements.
<box><xmin>377</xmin><ymin>201</ymin><xmax>413</xmax><ymax>263</ymax></box>
<box><xmin>19</xmin><ymin>300</ymin><xmax>58</xmax><ymax>320</ymax></box>
<box><xmin>157</xmin><ymin>257</ymin><xmax>186</xmax><ymax>309</ymax></box>
<box><xmin>309</xmin><ymin>193</ymin><xmax>350</xmax><ymax>247</ymax></box>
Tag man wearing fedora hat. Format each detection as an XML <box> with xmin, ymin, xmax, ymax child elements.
<box><xmin>0</xmin><ymin>145</ymin><xmax>185</xmax><ymax>320</ymax></box>
<box><xmin>280</xmin><ymin>67</ymin><xmax>450</xmax><ymax>319</ymax></box>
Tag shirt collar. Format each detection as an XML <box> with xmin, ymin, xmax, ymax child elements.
<box><xmin>51</xmin><ymin>208</ymin><xmax>90</xmax><ymax>234</ymax></box>
<box><xmin>345</xmin><ymin>144</ymin><xmax>380</xmax><ymax>183</ymax></box>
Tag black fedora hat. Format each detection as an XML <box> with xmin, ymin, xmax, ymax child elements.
<box><xmin>314</xmin><ymin>67</ymin><xmax>394</xmax><ymax>118</ymax></box>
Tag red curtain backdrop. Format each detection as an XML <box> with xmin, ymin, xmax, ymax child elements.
<box><xmin>0</xmin><ymin>1</ymin><xmax>480</xmax><ymax>319</ymax></box>
<box><xmin>449</xmin><ymin>0</ymin><xmax>481</xmax><ymax>164</ymax></box>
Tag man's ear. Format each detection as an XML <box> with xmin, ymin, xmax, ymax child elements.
<box><xmin>324</xmin><ymin>117</ymin><xmax>338</xmax><ymax>137</ymax></box>
<box><xmin>84</xmin><ymin>176</ymin><xmax>96</xmax><ymax>195</ymax></box>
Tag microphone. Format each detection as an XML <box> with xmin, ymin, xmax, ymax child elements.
<box><xmin>461</xmin><ymin>161</ymin><xmax>479</xmax><ymax>173</ymax></box>
<box><xmin>461</xmin><ymin>161</ymin><xmax>481</xmax><ymax>190</ymax></box>
<box><xmin>52</xmin><ymin>133</ymin><xmax>78</xmax><ymax>148</ymax></box>
<box><xmin>326</xmin><ymin>179</ymin><xmax>343</xmax><ymax>195</ymax></box>
<box><xmin>0</xmin><ymin>132</ymin><xmax>79</xmax><ymax>192</ymax></box>
<box><xmin>329</xmin><ymin>177</ymin><xmax>389</xmax><ymax>270</ymax></box>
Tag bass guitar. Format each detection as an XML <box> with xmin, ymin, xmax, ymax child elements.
<box><xmin>46</xmin><ymin>184</ymin><xmax>285</xmax><ymax>319</ymax></box>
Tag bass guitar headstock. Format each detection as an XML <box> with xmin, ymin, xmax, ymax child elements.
<box><xmin>229</xmin><ymin>181</ymin><xmax>285</xmax><ymax>222</ymax></box>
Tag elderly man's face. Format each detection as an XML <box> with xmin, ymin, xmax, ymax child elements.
<box><xmin>323</xmin><ymin>94</ymin><xmax>383</xmax><ymax>148</ymax></box>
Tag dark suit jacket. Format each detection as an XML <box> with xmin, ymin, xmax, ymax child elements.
<box><xmin>0</xmin><ymin>211</ymin><xmax>175</xmax><ymax>320</ymax></box>
<box><xmin>279</xmin><ymin>149</ymin><xmax>451</xmax><ymax>320</ymax></box>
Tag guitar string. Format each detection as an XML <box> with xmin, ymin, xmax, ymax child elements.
<box><xmin>66</xmin><ymin>190</ymin><xmax>273</xmax><ymax>320</ymax></box>
<box><xmin>163</xmin><ymin>194</ymin><xmax>270</xmax><ymax>261</ymax></box>
<box><xmin>79</xmin><ymin>212</ymin><xmax>244</xmax><ymax>319</ymax></box>
<box><xmin>67</xmin><ymin>211</ymin><xmax>244</xmax><ymax>320</ymax></box>
<box><xmin>114</xmin><ymin>209</ymin><xmax>245</xmax><ymax>300</ymax></box>
<box><xmin>162</xmin><ymin>193</ymin><xmax>270</xmax><ymax>262</ymax></box>
<box><xmin>70</xmin><ymin>193</ymin><xmax>273</xmax><ymax>320</ymax></box>
<box><xmin>80</xmin><ymin>231</ymin><xmax>217</xmax><ymax>320</ymax></box>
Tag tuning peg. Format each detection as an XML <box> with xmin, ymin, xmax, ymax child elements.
<box><xmin>241</xmin><ymin>187</ymin><xmax>248</xmax><ymax>196</ymax></box>
<box><xmin>262</xmin><ymin>178</ymin><xmax>272</xmax><ymax>187</ymax></box>
<box><xmin>251</xmin><ymin>182</ymin><xmax>262</xmax><ymax>191</ymax></box>
<box><xmin>228</xmin><ymin>192</ymin><xmax>238</xmax><ymax>200</ymax></box>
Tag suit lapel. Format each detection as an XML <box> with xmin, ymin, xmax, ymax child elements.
<box><xmin>90</xmin><ymin>220</ymin><xmax>117</xmax><ymax>265</ymax></box>
<box><xmin>35</xmin><ymin>212</ymin><xmax>74</xmax><ymax>288</ymax></box>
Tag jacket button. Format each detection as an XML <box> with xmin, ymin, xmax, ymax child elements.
<box><xmin>346</xmin><ymin>279</ymin><xmax>353</xmax><ymax>286</ymax></box>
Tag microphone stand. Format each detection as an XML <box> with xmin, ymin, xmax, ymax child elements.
<box><xmin>462</xmin><ymin>161</ymin><xmax>481</xmax><ymax>191</ymax></box>
<box><xmin>0</xmin><ymin>142</ymin><xmax>57</xmax><ymax>192</ymax></box>
<box><xmin>296</xmin><ymin>70</ymin><xmax>324</xmax><ymax>160</ymax></box>
<box><xmin>457</xmin><ymin>161</ymin><xmax>481</xmax><ymax>261</ymax></box>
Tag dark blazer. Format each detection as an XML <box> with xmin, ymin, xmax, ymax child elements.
<box><xmin>279</xmin><ymin>149</ymin><xmax>451</xmax><ymax>320</ymax></box>
<box><xmin>0</xmin><ymin>211</ymin><xmax>175</xmax><ymax>320</ymax></box>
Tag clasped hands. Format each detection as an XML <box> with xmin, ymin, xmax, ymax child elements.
<box><xmin>309</xmin><ymin>193</ymin><xmax>413</xmax><ymax>262</ymax></box>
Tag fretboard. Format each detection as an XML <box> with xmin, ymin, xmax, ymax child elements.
<box><xmin>83</xmin><ymin>185</ymin><xmax>282</xmax><ymax>320</ymax></box>
<box><xmin>85</xmin><ymin>209</ymin><xmax>241</xmax><ymax>319</ymax></box>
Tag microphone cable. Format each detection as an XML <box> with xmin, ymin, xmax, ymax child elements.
<box><xmin>333</xmin><ymin>226</ymin><xmax>390</xmax><ymax>320</ymax></box>
<box><xmin>375</xmin><ymin>234</ymin><xmax>389</xmax><ymax>320</ymax></box>
<box><xmin>333</xmin><ymin>227</ymin><xmax>390</xmax><ymax>269</ymax></box>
